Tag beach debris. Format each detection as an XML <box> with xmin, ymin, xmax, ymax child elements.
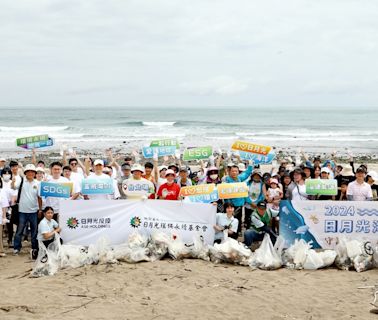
<box><xmin>209</xmin><ymin>238</ymin><xmax>251</xmax><ymax>265</ymax></box>
<box><xmin>249</xmin><ymin>234</ymin><xmax>283</xmax><ymax>270</ymax></box>
<box><xmin>335</xmin><ymin>237</ymin><xmax>375</xmax><ymax>272</ymax></box>
<box><xmin>282</xmin><ymin>239</ymin><xmax>336</xmax><ymax>270</ymax></box>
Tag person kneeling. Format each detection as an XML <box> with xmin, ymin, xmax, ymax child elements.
<box><xmin>244</xmin><ymin>202</ymin><xmax>278</xmax><ymax>247</ymax></box>
<box><xmin>213</xmin><ymin>203</ymin><xmax>239</xmax><ymax>244</ymax></box>
<box><xmin>37</xmin><ymin>206</ymin><xmax>62</xmax><ymax>253</ymax></box>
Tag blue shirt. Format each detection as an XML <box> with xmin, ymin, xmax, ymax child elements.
<box><xmin>224</xmin><ymin>165</ymin><xmax>253</xmax><ymax>207</ymax></box>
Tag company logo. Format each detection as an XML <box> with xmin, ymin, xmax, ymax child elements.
<box><xmin>130</xmin><ymin>216</ymin><xmax>141</xmax><ymax>228</ymax></box>
<box><xmin>67</xmin><ymin>217</ymin><xmax>79</xmax><ymax>229</ymax></box>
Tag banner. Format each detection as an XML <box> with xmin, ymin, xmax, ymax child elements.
<box><xmin>40</xmin><ymin>182</ymin><xmax>72</xmax><ymax>198</ymax></box>
<box><xmin>306</xmin><ymin>179</ymin><xmax>338</xmax><ymax>196</ymax></box>
<box><xmin>217</xmin><ymin>182</ymin><xmax>248</xmax><ymax>199</ymax></box>
<box><xmin>185</xmin><ymin>189</ymin><xmax>219</xmax><ymax>203</ymax></box>
<box><xmin>60</xmin><ymin>200</ymin><xmax>216</xmax><ymax>245</ymax></box>
<box><xmin>179</xmin><ymin>184</ymin><xmax>215</xmax><ymax>197</ymax></box>
<box><xmin>231</xmin><ymin>140</ymin><xmax>271</xmax><ymax>156</ymax></box>
<box><xmin>183</xmin><ymin>146</ymin><xmax>213</xmax><ymax>161</ymax></box>
<box><xmin>16</xmin><ymin>134</ymin><xmax>53</xmax><ymax>149</ymax></box>
<box><xmin>150</xmin><ymin>139</ymin><xmax>179</xmax><ymax>148</ymax></box>
<box><xmin>142</xmin><ymin>146</ymin><xmax>176</xmax><ymax>158</ymax></box>
<box><xmin>238</xmin><ymin>151</ymin><xmax>276</xmax><ymax>164</ymax></box>
<box><xmin>122</xmin><ymin>179</ymin><xmax>155</xmax><ymax>197</ymax></box>
<box><xmin>81</xmin><ymin>178</ymin><xmax>114</xmax><ymax>195</ymax></box>
<box><xmin>280</xmin><ymin>200</ymin><xmax>378</xmax><ymax>249</ymax></box>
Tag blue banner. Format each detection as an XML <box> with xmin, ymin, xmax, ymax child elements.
<box><xmin>40</xmin><ymin>182</ymin><xmax>71</xmax><ymax>199</ymax></box>
<box><xmin>238</xmin><ymin>151</ymin><xmax>276</xmax><ymax>164</ymax></box>
<box><xmin>81</xmin><ymin>178</ymin><xmax>114</xmax><ymax>195</ymax></box>
<box><xmin>20</xmin><ymin>138</ymin><xmax>54</xmax><ymax>150</ymax></box>
<box><xmin>142</xmin><ymin>146</ymin><xmax>176</xmax><ymax>158</ymax></box>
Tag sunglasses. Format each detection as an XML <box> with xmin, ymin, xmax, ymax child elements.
<box><xmin>70</xmin><ymin>162</ymin><xmax>78</xmax><ymax>166</ymax></box>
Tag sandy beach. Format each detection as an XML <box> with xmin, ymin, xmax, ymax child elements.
<box><xmin>0</xmin><ymin>248</ymin><xmax>377</xmax><ymax>320</ymax></box>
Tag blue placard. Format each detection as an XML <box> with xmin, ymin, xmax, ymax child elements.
<box><xmin>142</xmin><ymin>146</ymin><xmax>176</xmax><ymax>158</ymax></box>
<box><xmin>187</xmin><ymin>189</ymin><xmax>219</xmax><ymax>203</ymax></box>
<box><xmin>21</xmin><ymin>138</ymin><xmax>54</xmax><ymax>150</ymax></box>
<box><xmin>238</xmin><ymin>151</ymin><xmax>276</xmax><ymax>164</ymax></box>
<box><xmin>40</xmin><ymin>181</ymin><xmax>71</xmax><ymax>199</ymax></box>
<box><xmin>81</xmin><ymin>178</ymin><xmax>114</xmax><ymax>195</ymax></box>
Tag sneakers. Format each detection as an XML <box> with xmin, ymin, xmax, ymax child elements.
<box><xmin>13</xmin><ymin>249</ymin><xmax>20</xmax><ymax>255</ymax></box>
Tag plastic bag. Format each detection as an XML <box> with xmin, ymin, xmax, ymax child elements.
<box><xmin>147</xmin><ymin>232</ymin><xmax>169</xmax><ymax>261</ymax></box>
<box><xmin>167</xmin><ymin>233</ymin><xmax>191</xmax><ymax>260</ymax></box>
<box><xmin>249</xmin><ymin>233</ymin><xmax>282</xmax><ymax>270</ymax></box>
<box><xmin>189</xmin><ymin>235</ymin><xmax>210</xmax><ymax>261</ymax></box>
<box><xmin>211</xmin><ymin>237</ymin><xmax>251</xmax><ymax>265</ymax></box>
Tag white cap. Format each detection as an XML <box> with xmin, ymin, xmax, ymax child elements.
<box><xmin>131</xmin><ymin>163</ymin><xmax>145</xmax><ymax>174</ymax></box>
<box><xmin>165</xmin><ymin>169</ymin><xmax>176</xmax><ymax>176</ymax></box>
<box><xmin>93</xmin><ymin>159</ymin><xmax>104</xmax><ymax>166</ymax></box>
<box><xmin>227</xmin><ymin>162</ymin><xmax>234</xmax><ymax>167</ymax></box>
<box><xmin>321</xmin><ymin>167</ymin><xmax>330</xmax><ymax>174</ymax></box>
<box><xmin>0</xmin><ymin>157</ymin><xmax>6</xmax><ymax>162</ymax></box>
<box><xmin>23</xmin><ymin>164</ymin><xmax>37</xmax><ymax>174</ymax></box>
<box><xmin>237</xmin><ymin>163</ymin><xmax>246</xmax><ymax>172</ymax></box>
<box><xmin>367</xmin><ymin>171</ymin><xmax>378</xmax><ymax>183</ymax></box>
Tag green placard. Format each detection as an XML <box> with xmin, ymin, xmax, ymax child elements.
<box><xmin>306</xmin><ymin>179</ymin><xmax>338</xmax><ymax>196</ymax></box>
<box><xmin>16</xmin><ymin>134</ymin><xmax>49</xmax><ymax>147</ymax></box>
<box><xmin>150</xmin><ymin>139</ymin><xmax>179</xmax><ymax>148</ymax></box>
<box><xmin>183</xmin><ymin>146</ymin><xmax>213</xmax><ymax>161</ymax></box>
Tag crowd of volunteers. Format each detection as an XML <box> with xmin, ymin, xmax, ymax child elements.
<box><xmin>0</xmin><ymin>147</ymin><xmax>377</xmax><ymax>259</ymax></box>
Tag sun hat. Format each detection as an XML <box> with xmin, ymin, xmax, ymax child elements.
<box><xmin>165</xmin><ymin>169</ymin><xmax>176</xmax><ymax>176</ymax></box>
<box><xmin>131</xmin><ymin>164</ymin><xmax>145</xmax><ymax>174</ymax></box>
<box><xmin>23</xmin><ymin>164</ymin><xmax>37</xmax><ymax>174</ymax></box>
<box><xmin>158</xmin><ymin>165</ymin><xmax>168</xmax><ymax>172</ymax></box>
<box><xmin>367</xmin><ymin>171</ymin><xmax>378</xmax><ymax>183</ymax></box>
<box><xmin>270</xmin><ymin>178</ymin><xmax>279</xmax><ymax>185</ymax></box>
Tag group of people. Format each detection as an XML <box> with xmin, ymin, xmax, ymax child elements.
<box><xmin>0</xmin><ymin>148</ymin><xmax>377</xmax><ymax>259</ymax></box>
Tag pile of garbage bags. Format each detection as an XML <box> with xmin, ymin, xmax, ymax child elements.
<box><xmin>31</xmin><ymin>232</ymin><xmax>378</xmax><ymax>277</ymax></box>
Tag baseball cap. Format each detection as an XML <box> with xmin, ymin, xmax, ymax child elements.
<box><xmin>121</xmin><ymin>163</ymin><xmax>131</xmax><ymax>170</ymax></box>
<box><xmin>0</xmin><ymin>157</ymin><xmax>6</xmax><ymax>162</ymax></box>
<box><xmin>179</xmin><ymin>166</ymin><xmax>188</xmax><ymax>172</ymax></box>
<box><xmin>356</xmin><ymin>167</ymin><xmax>366</xmax><ymax>174</ymax></box>
<box><xmin>131</xmin><ymin>164</ymin><xmax>145</xmax><ymax>174</ymax></box>
<box><xmin>320</xmin><ymin>167</ymin><xmax>330</xmax><ymax>174</ymax></box>
<box><xmin>270</xmin><ymin>178</ymin><xmax>279</xmax><ymax>185</ymax></box>
<box><xmin>257</xmin><ymin>202</ymin><xmax>267</xmax><ymax>209</ymax></box>
<box><xmin>93</xmin><ymin>159</ymin><xmax>104</xmax><ymax>166</ymax></box>
<box><xmin>165</xmin><ymin>169</ymin><xmax>176</xmax><ymax>176</ymax></box>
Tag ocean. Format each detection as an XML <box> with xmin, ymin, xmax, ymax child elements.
<box><xmin>1</xmin><ymin>106</ymin><xmax>377</xmax><ymax>157</ymax></box>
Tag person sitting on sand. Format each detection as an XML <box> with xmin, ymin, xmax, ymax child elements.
<box><xmin>213</xmin><ymin>203</ymin><xmax>238</xmax><ymax>244</ymax></box>
<box><xmin>244</xmin><ymin>201</ymin><xmax>278</xmax><ymax>247</ymax></box>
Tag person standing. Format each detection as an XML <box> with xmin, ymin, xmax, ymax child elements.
<box><xmin>13</xmin><ymin>164</ymin><xmax>42</xmax><ymax>259</ymax></box>
<box><xmin>347</xmin><ymin>167</ymin><xmax>373</xmax><ymax>201</ymax></box>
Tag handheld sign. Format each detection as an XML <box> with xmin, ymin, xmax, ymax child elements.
<box><xmin>217</xmin><ymin>182</ymin><xmax>249</xmax><ymax>199</ymax></box>
<box><xmin>122</xmin><ymin>179</ymin><xmax>155</xmax><ymax>197</ymax></box>
<box><xmin>81</xmin><ymin>178</ymin><xmax>114</xmax><ymax>195</ymax></box>
<box><xmin>306</xmin><ymin>179</ymin><xmax>338</xmax><ymax>196</ymax></box>
<box><xmin>231</xmin><ymin>140</ymin><xmax>271</xmax><ymax>156</ymax></box>
<box><xmin>179</xmin><ymin>184</ymin><xmax>215</xmax><ymax>197</ymax></box>
<box><xmin>183</xmin><ymin>146</ymin><xmax>213</xmax><ymax>161</ymax></box>
<box><xmin>186</xmin><ymin>189</ymin><xmax>219</xmax><ymax>203</ymax></box>
<box><xmin>142</xmin><ymin>146</ymin><xmax>176</xmax><ymax>159</ymax></box>
<box><xmin>40</xmin><ymin>182</ymin><xmax>72</xmax><ymax>199</ymax></box>
<box><xmin>238</xmin><ymin>151</ymin><xmax>276</xmax><ymax>164</ymax></box>
<box><xmin>150</xmin><ymin>139</ymin><xmax>179</xmax><ymax>148</ymax></box>
<box><xmin>17</xmin><ymin>134</ymin><xmax>54</xmax><ymax>150</ymax></box>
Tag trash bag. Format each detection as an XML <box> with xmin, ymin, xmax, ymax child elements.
<box><xmin>127</xmin><ymin>232</ymin><xmax>149</xmax><ymax>249</ymax></box>
<box><xmin>31</xmin><ymin>234</ymin><xmax>62</xmax><ymax>277</ymax></box>
<box><xmin>211</xmin><ymin>237</ymin><xmax>251</xmax><ymax>265</ymax></box>
<box><xmin>189</xmin><ymin>235</ymin><xmax>210</xmax><ymax>261</ymax></box>
<box><xmin>147</xmin><ymin>232</ymin><xmax>169</xmax><ymax>261</ymax></box>
<box><xmin>59</xmin><ymin>244</ymin><xmax>89</xmax><ymax>269</ymax></box>
<box><xmin>335</xmin><ymin>237</ymin><xmax>375</xmax><ymax>272</ymax></box>
<box><xmin>249</xmin><ymin>233</ymin><xmax>282</xmax><ymax>270</ymax></box>
<box><xmin>167</xmin><ymin>233</ymin><xmax>192</xmax><ymax>260</ymax></box>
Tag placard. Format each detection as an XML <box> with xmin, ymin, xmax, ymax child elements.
<box><xmin>306</xmin><ymin>179</ymin><xmax>338</xmax><ymax>196</ymax></box>
<box><xmin>183</xmin><ymin>146</ymin><xmax>213</xmax><ymax>161</ymax></box>
<box><xmin>217</xmin><ymin>182</ymin><xmax>249</xmax><ymax>199</ymax></box>
<box><xmin>81</xmin><ymin>178</ymin><xmax>114</xmax><ymax>195</ymax></box>
<box><xmin>40</xmin><ymin>182</ymin><xmax>72</xmax><ymax>198</ymax></box>
<box><xmin>142</xmin><ymin>146</ymin><xmax>176</xmax><ymax>158</ymax></box>
<box><xmin>231</xmin><ymin>140</ymin><xmax>271</xmax><ymax>156</ymax></box>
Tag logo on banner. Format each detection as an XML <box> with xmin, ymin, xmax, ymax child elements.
<box><xmin>67</xmin><ymin>217</ymin><xmax>79</xmax><ymax>229</ymax></box>
<box><xmin>130</xmin><ymin>216</ymin><xmax>141</xmax><ymax>228</ymax></box>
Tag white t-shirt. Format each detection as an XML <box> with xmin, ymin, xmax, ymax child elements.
<box><xmin>12</xmin><ymin>174</ymin><xmax>22</xmax><ymax>190</ymax></box>
<box><xmin>43</xmin><ymin>176</ymin><xmax>70</xmax><ymax>212</ymax></box>
<box><xmin>347</xmin><ymin>180</ymin><xmax>373</xmax><ymax>201</ymax></box>
<box><xmin>37</xmin><ymin>217</ymin><xmax>59</xmax><ymax>241</ymax></box>
<box><xmin>291</xmin><ymin>183</ymin><xmax>308</xmax><ymax>201</ymax></box>
<box><xmin>18</xmin><ymin>179</ymin><xmax>40</xmax><ymax>213</ymax></box>
<box><xmin>214</xmin><ymin>213</ymin><xmax>239</xmax><ymax>241</ymax></box>
<box><xmin>70</xmin><ymin>169</ymin><xmax>84</xmax><ymax>187</ymax></box>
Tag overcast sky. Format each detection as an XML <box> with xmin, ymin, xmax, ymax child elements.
<box><xmin>1</xmin><ymin>0</ymin><xmax>377</xmax><ymax>108</ymax></box>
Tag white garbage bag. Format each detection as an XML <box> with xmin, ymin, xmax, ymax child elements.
<box><xmin>167</xmin><ymin>233</ymin><xmax>191</xmax><ymax>260</ymax></box>
<box><xmin>249</xmin><ymin>234</ymin><xmax>282</xmax><ymax>270</ymax></box>
<box><xmin>211</xmin><ymin>237</ymin><xmax>251</xmax><ymax>265</ymax></box>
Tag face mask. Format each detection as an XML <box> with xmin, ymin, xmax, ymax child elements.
<box><xmin>210</xmin><ymin>174</ymin><xmax>218</xmax><ymax>180</ymax></box>
<box><xmin>2</xmin><ymin>174</ymin><xmax>11</xmax><ymax>182</ymax></box>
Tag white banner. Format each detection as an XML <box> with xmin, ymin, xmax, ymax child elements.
<box><xmin>280</xmin><ymin>200</ymin><xmax>378</xmax><ymax>248</ymax></box>
<box><xmin>60</xmin><ymin>200</ymin><xmax>216</xmax><ymax>246</ymax></box>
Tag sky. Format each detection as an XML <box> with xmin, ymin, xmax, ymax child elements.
<box><xmin>1</xmin><ymin>0</ymin><xmax>378</xmax><ymax>108</ymax></box>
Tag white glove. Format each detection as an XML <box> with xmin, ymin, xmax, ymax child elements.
<box><xmin>153</xmin><ymin>149</ymin><xmax>159</xmax><ymax>161</ymax></box>
<box><xmin>175</xmin><ymin>149</ymin><xmax>181</xmax><ymax>160</ymax></box>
